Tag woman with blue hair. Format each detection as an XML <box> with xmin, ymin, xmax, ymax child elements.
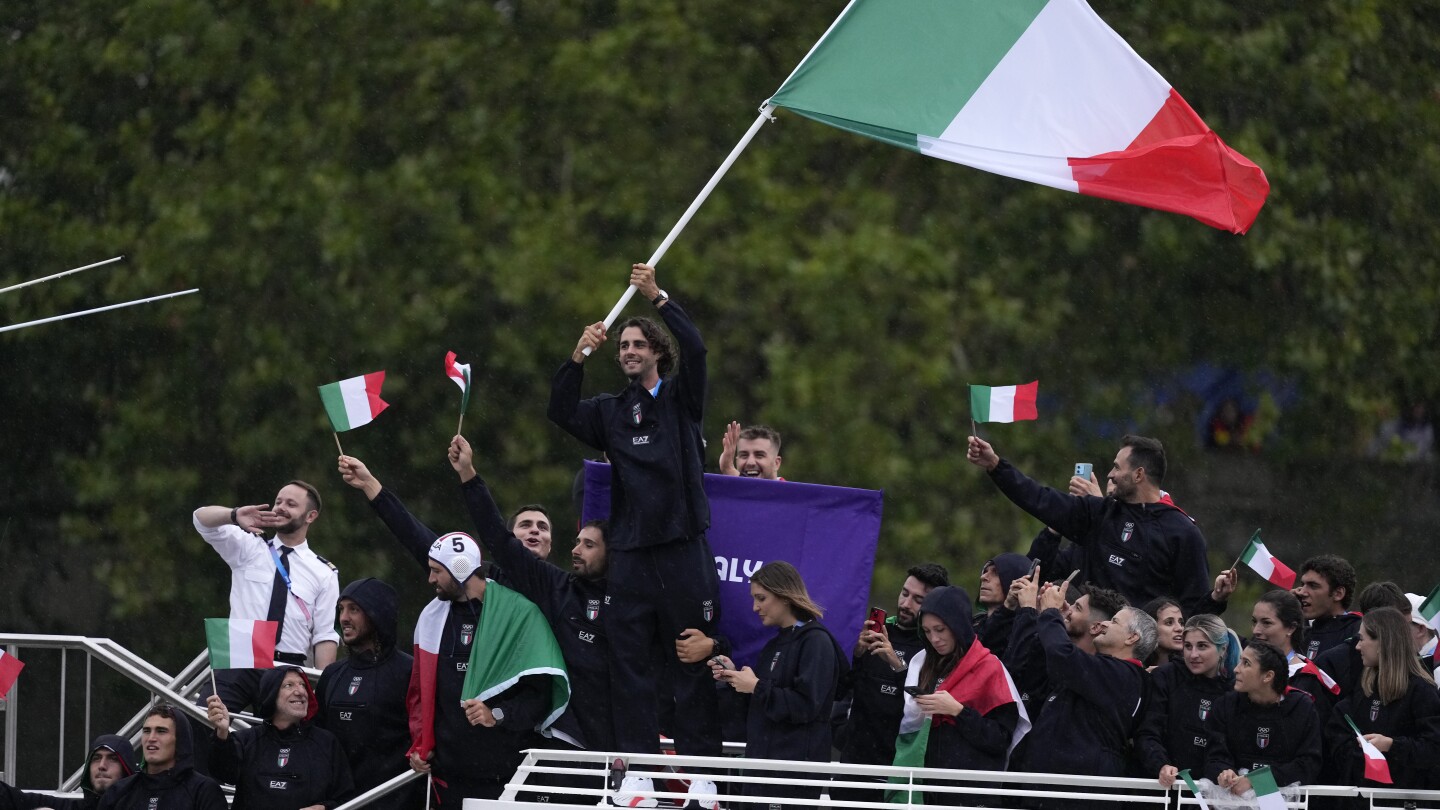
<box><xmin>1136</xmin><ymin>613</ymin><xmax>1241</xmax><ymax>787</ymax></box>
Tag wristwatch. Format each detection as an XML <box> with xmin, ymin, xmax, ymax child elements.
<box><xmin>651</xmin><ymin>289</ymin><xmax>669</xmax><ymax>306</ymax></box>
<box><xmin>490</xmin><ymin>707</ymin><xmax>505</xmax><ymax>724</ymax></box>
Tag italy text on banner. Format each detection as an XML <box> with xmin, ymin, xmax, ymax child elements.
<box><xmin>582</xmin><ymin>461</ymin><xmax>882</xmax><ymax>668</ymax></box>
<box><xmin>318</xmin><ymin>371</ymin><xmax>389</xmax><ymax>431</ymax></box>
<box><xmin>0</xmin><ymin>648</ymin><xmax>24</xmax><ymax>696</ymax></box>
<box><xmin>204</xmin><ymin>619</ymin><xmax>277</xmax><ymax>669</ymax></box>
<box><xmin>767</xmin><ymin>0</ymin><xmax>1269</xmax><ymax>233</ymax></box>
<box><xmin>1345</xmin><ymin>715</ymin><xmax>1393</xmax><ymax>784</ymax></box>
<box><xmin>970</xmin><ymin>381</ymin><xmax>1039</xmax><ymax>423</ymax></box>
<box><xmin>445</xmin><ymin>352</ymin><xmax>472</xmax><ymax>414</ymax></box>
<box><xmin>1239</xmin><ymin>529</ymin><xmax>1296</xmax><ymax>589</ymax></box>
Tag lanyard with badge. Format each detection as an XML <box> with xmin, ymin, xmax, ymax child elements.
<box><xmin>269</xmin><ymin>541</ymin><xmax>313</xmax><ymax>620</ymax></box>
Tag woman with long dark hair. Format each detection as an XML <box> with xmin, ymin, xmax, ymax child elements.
<box><xmin>1143</xmin><ymin>597</ymin><xmax>1186</xmax><ymax>669</ymax></box>
<box><xmin>1136</xmin><ymin>614</ymin><xmax>1240</xmax><ymax>787</ymax></box>
<box><xmin>890</xmin><ymin>585</ymin><xmax>1027</xmax><ymax>805</ymax></box>
<box><xmin>711</xmin><ymin>561</ymin><xmax>846</xmax><ymax>808</ymax></box>
<box><xmin>1205</xmin><ymin>640</ymin><xmax>1322</xmax><ymax>795</ymax></box>
<box><xmin>1250</xmin><ymin>590</ymin><xmax>1338</xmax><ymax>714</ymax></box>
<box><xmin>1325</xmin><ymin>607</ymin><xmax>1440</xmax><ymax>789</ymax></box>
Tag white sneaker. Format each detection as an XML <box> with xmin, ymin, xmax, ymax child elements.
<box><xmin>612</xmin><ymin>775</ymin><xmax>659</xmax><ymax>808</ymax></box>
<box><xmin>685</xmin><ymin>778</ymin><xmax>719</xmax><ymax>810</ymax></box>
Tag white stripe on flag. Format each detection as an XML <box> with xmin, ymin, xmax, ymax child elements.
<box><xmin>337</xmin><ymin>376</ymin><xmax>376</xmax><ymax>427</ymax></box>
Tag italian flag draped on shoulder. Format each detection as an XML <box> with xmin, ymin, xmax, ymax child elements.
<box><xmin>406</xmin><ymin>581</ymin><xmax>571</xmax><ymax>759</ymax></box>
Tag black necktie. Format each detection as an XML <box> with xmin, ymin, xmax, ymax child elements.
<box><xmin>266</xmin><ymin>546</ymin><xmax>293</xmax><ymax>652</ymax></box>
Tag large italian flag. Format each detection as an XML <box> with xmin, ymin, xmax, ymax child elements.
<box><xmin>318</xmin><ymin>371</ymin><xmax>389</xmax><ymax>432</ymax></box>
<box><xmin>768</xmin><ymin>0</ymin><xmax>1269</xmax><ymax>233</ymax></box>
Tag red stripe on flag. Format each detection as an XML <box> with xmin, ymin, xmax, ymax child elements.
<box><xmin>408</xmin><ymin>648</ymin><xmax>440</xmax><ymax>758</ymax></box>
<box><xmin>363</xmin><ymin>371</ymin><xmax>389</xmax><ymax>419</ymax></box>
<box><xmin>0</xmin><ymin>651</ymin><xmax>24</xmax><ymax>696</ymax></box>
<box><xmin>1067</xmin><ymin>90</ymin><xmax>1269</xmax><ymax>234</ymax></box>
<box><xmin>1363</xmin><ymin>751</ymin><xmax>1393</xmax><ymax>784</ymax></box>
<box><xmin>1012</xmin><ymin>381</ymin><xmax>1039</xmax><ymax>421</ymax></box>
<box><xmin>1268</xmin><ymin>559</ymin><xmax>1297</xmax><ymax>590</ymax></box>
<box><xmin>252</xmin><ymin>621</ymin><xmax>278</xmax><ymax>669</ymax></box>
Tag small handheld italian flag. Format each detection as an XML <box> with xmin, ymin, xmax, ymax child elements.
<box><xmin>205</xmin><ymin>619</ymin><xmax>278</xmax><ymax>670</ymax></box>
<box><xmin>970</xmin><ymin>380</ymin><xmax>1039</xmax><ymax>423</ymax></box>
<box><xmin>1247</xmin><ymin>765</ymin><xmax>1285</xmax><ymax>810</ymax></box>
<box><xmin>1177</xmin><ymin>770</ymin><xmax>1210</xmax><ymax>810</ymax></box>
<box><xmin>1345</xmin><ymin>715</ymin><xmax>1393</xmax><ymax>784</ymax></box>
<box><xmin>318</xmin><ymin>371</ymin><xmax>389</xmax><ymax>432</ymax></box>
<box><xmin>1238</xmin><ymin>529</ymin><xmax>1296</xmax><ymax>589</ymax></box>
<box><xmin>1418</xmin><ymin>583</ymin><xmax>1440</xmax><ymax>633</ymax></box>
<box><xmin>0</xmin><ymin>648</ymin><xmax>25</xmax><ymax>698</ymax></box>
<box><xmin>445</xmin><ymin>351</ymin><xmax>472</xmax><ymax>434</ymax></box>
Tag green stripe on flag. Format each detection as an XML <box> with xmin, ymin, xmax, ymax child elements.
<box><xmin>317</xmin><ymin>382</ymin><xmax>352</xmax><ymax>431</ymax></box>
<box><xmin>1420</xmin><ymin>583</ymin><xmax>1440</xmax><ymax>629</ymax></box>
<box><xmin>204</xmin><ymin>618</ymin><xmax>232</xmax><ymax>669</ymax></box>
<box><xmin>460</xmin><ymin>367</ymin><xmax>471</xmax><ymax>414</ymax></box>
<box><xmin>1177</xmin><ymin>770</ymin><xmax>1211</xmax><ymax>810</ymax></box>
<box><xmin>771</xmin><ymin>0</ymin><xmax>1049</xmax><ymax>139</ymax></box>
<box><xmin>970</xmin><ymin>385</ymin><xmax>993</xmax><ymax>422</ymax></box>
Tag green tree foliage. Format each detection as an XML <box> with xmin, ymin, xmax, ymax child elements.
<box><xmin>2</xmin><ymin>0</ymin><xmax>1438</xmax><ymax>666</ymax></box>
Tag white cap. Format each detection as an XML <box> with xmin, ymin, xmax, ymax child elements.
<box><xmin>430</xmin><ymin>532</ymin><xmax>483</xmax><ymax>584</ymax></box>
<box><xmin>1406</xmin><ymin>593</ymin><xmax>1433</xmax><ymax>630</ymax></box>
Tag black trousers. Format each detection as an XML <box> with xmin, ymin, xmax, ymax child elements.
<box><xmin>605</xmin><ymin>535</ymin><xmax>723</xmax><ymax>756</ymax></box>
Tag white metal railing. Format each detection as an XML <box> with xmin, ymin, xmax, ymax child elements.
<box><xmin>462</xmin><ymin>749</ymin><xmax>1440</xmax><ymax>810</ymax></box>
<box><xmin>0</xmin><ymin>634</ymin><xmax>320</xmax><ymax>791</ymax></box>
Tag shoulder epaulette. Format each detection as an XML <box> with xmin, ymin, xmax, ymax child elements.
<box><xmin>315</xmin><ymin>554</ymin><xmax>339</xmax><ymax>573</ymax></box>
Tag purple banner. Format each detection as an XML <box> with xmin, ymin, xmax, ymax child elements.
<box><xmin>582</xmin><ymin>460</ymin><xmax>883</xmax><ymax>668</ymax></box>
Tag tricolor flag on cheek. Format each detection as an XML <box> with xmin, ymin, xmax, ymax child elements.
<box><xmin>204</xmin><ymin>619</ymin><xmax>277</xmax><ymax>669</ymax></box>
<box><xmin>1345</xmin><ymin>715</ymin><xmax>1393</xmax><ymax>784</ymax></box>
<box><xmin>970</xmin><ymin>381</ymin><xmax>1039</xmax><ymax>423</ymax></box>
<box><xmin>1239</xmin><ymin>529</ymin><xmax>1297</xmax><ymax>589</ymax></box>
<box><xmin>0</xmin><ymin>648</ymin><xmax>25</xmax><ymax>697</ymax></box>
<box><xmin>767</xmin><ymin>0</ymin><xmax>1268</xmax><ymax>233</ymax></box>
<box><xmin>1247</xmin><ymin>765</ymin><xmax>1286</xmax><ymax>810</ymax></box>
<box><xmin>444</xmin><ymin>352</ymin><xmax>472</xmax><ymax>415</ymax></box>
<box><xmin>318</xmin><ymin>371</ymin><xmax>389</xmax><ymax>432</ymax></box>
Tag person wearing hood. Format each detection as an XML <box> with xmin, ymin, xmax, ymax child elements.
<box><xmin>96</xmin><ymin>704</ymin><xmax>225</xmax><ymax>810</ymax></box>
<box><xmin>207</xmin><ymin>667</ymin><xmax>354</xmax><ymax>810</ymax></box>
<box><xmin>892</xmin><ymin>586</ymin><xmax>1029</xmax><ymax>806</ymax></box>
<box><xmin>1</xmin><ymin>735</ymin><xmax>136</xmax><ymax>810</ymax></box>
<box><xmin>967</xmin><ymin>435</ymin><xmax>1214</xmax><ymax>616</ymax></box>
<box><xmin>314</xmin><ymin>579</ymin><xmax>418</xmax><ymax>810</ymax></box>
<box><xmin>972</xmin><ymin>552</ymin><xmax>1032</xmax><ymax>659</ymax></box>
<box><xmin>711</xmin><ymin>561</ymin><xmax>847</xmax><ymax>809</ymax></box>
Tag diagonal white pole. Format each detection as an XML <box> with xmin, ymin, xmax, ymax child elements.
<box><xmin>582</xmin><ymin>104</ymin><xmax>775</xmax><ymax>355</ymax></box>
<box><xmin>0</xmin><ymin>256</ymin><xmax>125</xmax><ymax>296</ymax></box>
<box><xmin>0</xmin><ymin>288</ymin><xmax>199</xmax><ymax>334</ymax></box>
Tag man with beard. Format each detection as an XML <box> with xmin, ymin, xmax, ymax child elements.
<box><xmin>967</xmin><ymin>434</ymin><xmax>1213</xmax><ymax>616</ymax></box>
<box><xmin>97</xmin><ymin>704</ymin><xmax>226</xmax><ymax>810</ymax></box>
<box><xmin>717</xmin><ymin>423</ymin><xmax>785</xmax><ymax>480</ymax></box>
<box><xmin>208</xmin><ymin>668</ymin><xmax>352</xmax><ymax>810</ymax></box>
<box><xmin>549</xmin><ymin>263</ymin><xmax>724</xmax><ymax>775</ymax></box>
<box><xmin>1</xmin><ymin>735</ymin><xmax>135</xmax><ymax>810</ymax></box>
<box><xmin>314</xmin><ymin>579</ymin><xmax>418</xmax><ymax>810</ymax></box>
<box><xmin>831</xmin><ymin>563</ymin><xmax>949</xmax><ymax>804</ymax></box>
<box><xmin>193</xmin><ymin>482</ymin><xmax>341</xmax><ymax>713</ymax></box>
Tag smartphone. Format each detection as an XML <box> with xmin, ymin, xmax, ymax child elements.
<box><xmin>867</xmin><ymin>606</ymin><xmax>887</xmax><ymax>628</ymax></box>
<box><xmin>1074</xmin><ymin>462</ymin><xmax>1093</xmax><ymax>479</ymax></box>
<box><xmin>1027</xmin><ymin>558</ymin><xmax>1041</xmax><ymax>580</ymax></box>
<box><xmin>903</xmin><ymin>685</ymin><xmax>925</xmax><ymax>697</ymax></box>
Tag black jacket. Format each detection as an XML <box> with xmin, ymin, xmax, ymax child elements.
<box><xmin>1326</xmin><ymin>675</ymin><xmax>1440</xmax><ymax>789</ymax></box>
<box><xmin>1134</xmin><ymin>660</ymin><xmax>1232</xmax><ymax>777</ymax></box>
<box><xmin>211</xmin><ymin>667</ymin><xmax>355</xmax><ymax>810</ymax></box>
<box><xmin>972</xmin><ymin>553</ymin><xmax>1031</xmax><ymax>660</ymax></box>
<box><xmin>2</xmin><ymin>736</ymin><xmax>137</xmax><ymax>810</ymax></box>
<box><xmin>917</xmin><ymin>586</ymin><xmax>1021</xmax><ymax>772</ymax></box>
<box><xmin>314</xmin><ymin>579</ymin><xmax>416</xmax><ymax>810</ymax></box>
<box><xmin>461</xmin><ymin>474</ymin><xmax>612</xmax><ymax>751</ymax></box>
<box><xmin>1312</xmin><ymin>638</ymin><xmax>1362</xmax><ymax>704</ymax></box>
<box><xmin>1013</xmin><ymin>607</ymin><xmax>1148</xmax><ymax>777</ymax></box>
<box><xmin>548</xmin><ymin>299</ymin><xmax>709</xmax><ymax>549</ymax></box>
<box><xmin>1203</xmin><ymin>690</ymin><xmax>1321</xmax><ymax>786</ymax></box>
<box><xmin>727</xmin><ymin>620</ymin><xmax>847</xmax><ymax>763</ymax></box>
<box><xmin>100</xmin><ymin>719</ymin><xmax>224</xmax><ymax>810</ymax></box>
<box><xmin>989</xmin><ymin>460</ymin><xmax>1212</xmax><ymax>616</ymax></box>
<box><xmin>835</xmin><ymin>616</ymin><xmax>926</xmax><ymax>766</ymax></box>
<box><xmin>1304</xmin><ymin>613</ymin><xmax>1363</xmax><ymax>661</ymax></box>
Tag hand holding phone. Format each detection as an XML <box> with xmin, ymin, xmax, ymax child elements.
<box><xmin>867</xmin><ymin>606</ymin><xmax>887</xmax><ymax>633</ymax></box>
<box><xmin>903</xmin><ymin>685</ymin><xmax>925</xmax><ymax>697</ymax></box>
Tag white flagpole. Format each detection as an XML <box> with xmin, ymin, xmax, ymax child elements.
<box><xmin>0</xmin><ymin>256</ymin><xmax>125</xmax><ymax>296</ymax></box>
<box><xmin>0</xmin><ymin>288</ymin><xmax>199</xmax><ymax>334</ymax></box>
<box><xmin>583</xmin><ymin>104</ymin><xmax>775</xmax><ymax>355</ymax></box>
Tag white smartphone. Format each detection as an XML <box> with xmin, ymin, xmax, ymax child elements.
<box><xmin>1074</xmin><ymin>462</ymin><xmax>1093</xmax><ymax>479</ymax></box>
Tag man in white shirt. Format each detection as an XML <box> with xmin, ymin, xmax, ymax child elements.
<box><xmin>192</xmin><ymin>480</ymin><xmax>341</xmax><ymax>712</ymax></box>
